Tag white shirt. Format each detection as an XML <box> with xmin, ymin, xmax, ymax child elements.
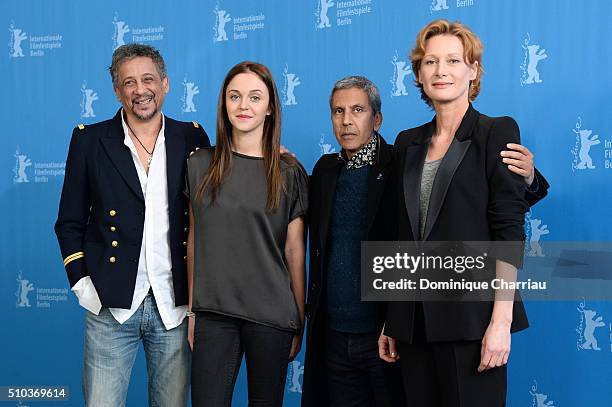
<box><xmin>71</xmin><ymin>112</ymin><xmax>187</xmax><ymax>330</ymax></box>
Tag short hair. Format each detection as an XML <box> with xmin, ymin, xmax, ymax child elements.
<box><xmin>109</xmin><ymin>44</ymin><xmax>167</xmax><ymax>87</ymax></box>
<box><xmin>410</xmin><ymin>19</ymin><xmax>484</xmax><ymax>107</ymax></box>
<box><xmin>329</xmin><ymin>75</ymin><xmax>382</xmax><ymax>116</ymax></box>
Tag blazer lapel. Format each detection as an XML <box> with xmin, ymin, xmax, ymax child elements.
<box><xmin>402</xmin><ymin>142</ymin><xmax>429</xmax><ymax>241</ymax></box>
<box><xmin>319</xmin><ymin>158</ymin><xmax>343</xmax><ymax>258</ymax></box>
<box><xmin>100</xmin><ymin>110</ymin><xmax>144</xmax><ymax>201</ymax></box>
<box><xmin>366</xmin><ymin>136</ymin><xmax>391</xmax><ymax>233</ymax></box>
<box><xmin>422</xmin><ymin>104</ymin><xmax>479</xmax><ymax>240</ymax></box>
<box><xmin>164</xmin><ymin>118</ymin><xmax>185</xmax><ymax>204</ymax></box>
<box><xmin>422</xmin><ymin>137</ymin><xmax>471</xmax><ymax>240</ymax></box>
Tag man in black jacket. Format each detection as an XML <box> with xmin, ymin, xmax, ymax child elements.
<box><xmin>302</xmin><ymin>76</ymin><xmax>401</xmax><ymax>407</ymax></box>
<box><xmin>302</xmin><ymin>76</ymin><xmax>548</xmax><ymax>407</ymax></box>
<box><xmin>55</xmin><ymin>44</ymin><xmax>209</xmax><ymax>406</ymax></box>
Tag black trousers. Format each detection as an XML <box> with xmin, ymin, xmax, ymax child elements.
<box><xmin>397</xmin><ymin>339</ymin><xmax>507</xmax><ymax>407</ymax></box>
<box><xmin>326</xmin><ymin>329</ymin><xmax>406</xmax><ymax>407</ymax></box>
<box><xmin>191</xmin><ymin>312</ymin><xmax>294</xmax><ymax>407</ymax></box>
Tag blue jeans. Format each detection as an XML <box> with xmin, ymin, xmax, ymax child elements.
<box><xmin>83</xmin><ymin>292</ymin><xmax>190</xmax><ymax>407</ymax></box>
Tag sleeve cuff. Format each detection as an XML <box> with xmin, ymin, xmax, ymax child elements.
<box><xmin>527</xmin><ymin>173</ymin><xmax>539</xmax><ymax>192</ymax></box>
<box><xmin>71</xmin><ymin>276</ymin><xmax>102</xmax><ymax>315</ymax></box>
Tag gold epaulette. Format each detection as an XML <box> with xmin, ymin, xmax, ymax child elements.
<box><xmin>77</xmin><ymin>124</ymin><xmax>85</xmax><ymax>130</ymax></box>
<box><xmin>192</xmin><ymin>121</ymin><xmax>200</xmax><ymax>128</ymax></box>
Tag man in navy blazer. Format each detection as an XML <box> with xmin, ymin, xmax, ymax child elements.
<box><xmin>55</xmin><ymin>44</ymin><xmax>209</xmax><ymax>406</ymax></box>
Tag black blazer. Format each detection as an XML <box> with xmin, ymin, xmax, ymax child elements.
<box><xmin>395</xmin><ymin>117</ymin><xmax>549</xmax><ymax>209</ymax></box>
<box><xmin>386</xmin><ymin>104</ymin><xmax>531</xmax><ymax>343</ymax></box>
<box><xmin>302</xmin><ymin>136</ymin><xmax>400</xmax><ymax>407</ymax></box>
<box><xmin>54</xmin><ymin>110</ymin><xmax>210</xmax><ymax>308</ymax></box>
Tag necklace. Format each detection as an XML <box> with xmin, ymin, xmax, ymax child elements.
<box><xmin>124</xmin><ymin>114</ymin><xmax>161</xmax><ymax>168</ymax></box>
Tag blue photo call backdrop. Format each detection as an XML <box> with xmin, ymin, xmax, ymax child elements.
<box><xmin>2</xmin><ymin>0</ymin><xmax>611</xmax><ymax>405</ymax></box>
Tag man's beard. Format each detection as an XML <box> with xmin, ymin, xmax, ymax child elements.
<box><xmin>130</xmin><ymin>93</ymin><xmax>159</xmax><ymax>121</ymax></box>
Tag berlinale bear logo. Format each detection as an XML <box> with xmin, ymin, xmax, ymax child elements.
<box><xmin>13</xmin><ymin>147</ymin><xmax>32</xmax><ymax>184</ymax></box>
<box><xmin>9</xmin><ymin>23</ymin><xmax>27</xmax><ymax>58</ymax></box>
<box><xmin>80</xmin><ymin>81</ymin><xmax>99</xmax><ymax>118</ymax></box>
<box><xmin>282</xmin><ymin>65</ymin><xmax>301</xmax><ymax>106</ymax></box>
<box><xmin>112</xmin><ymin>15</ymin><xmax>130</xmax><ymax>50</ymax></box>
<box><xmin>390</xmin><ymin>51</ymin><xmax>412</xmax><ymax>98</ymax></box>
<box><xmin>16</xmin><ymin>271</ymin><xmax>34</xmax><ymax>308</ymax></box>
<box><xmin>571</xmin><ymin>117</ymin><xmax>600</xmax><ymax>171</ymax></box>
<box><xmin>316</xmin><ymin>0</ymin><xmax>335</xmax><ymax>29</ymax></box>
<box><xmin>182</xmin><ymin>78</ymin><xmax>200</xmax><ymax>113</ymax></box>
<box><xmin>520</xmin><ymin>33</ymin><xmax>548</xmax><ymax>86</ymax></box>
<box><xmin>576</xmin><ymin>299</ymin><xmax>606</xmax><ymax>351</ymax></box>
<box><xmin>213</xmin><ymin>5</ymin><xmax>231</xmax><ymax>42</ymax></box>
<box><xmin>530</xmin><ymin>380</ymin><xmax>556</xmax><ymax>407</ymax></box>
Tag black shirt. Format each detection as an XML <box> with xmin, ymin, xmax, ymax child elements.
<box><xmin>186</xmin><ymin>148</ymin><xmax>308</xmax><ymax>331</ymax></box>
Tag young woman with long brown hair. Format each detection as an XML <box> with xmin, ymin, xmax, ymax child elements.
<box><xmin>185</xmin><ymin>61</ymin><xmax>307</xmax><ymax>406</ymax></box>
